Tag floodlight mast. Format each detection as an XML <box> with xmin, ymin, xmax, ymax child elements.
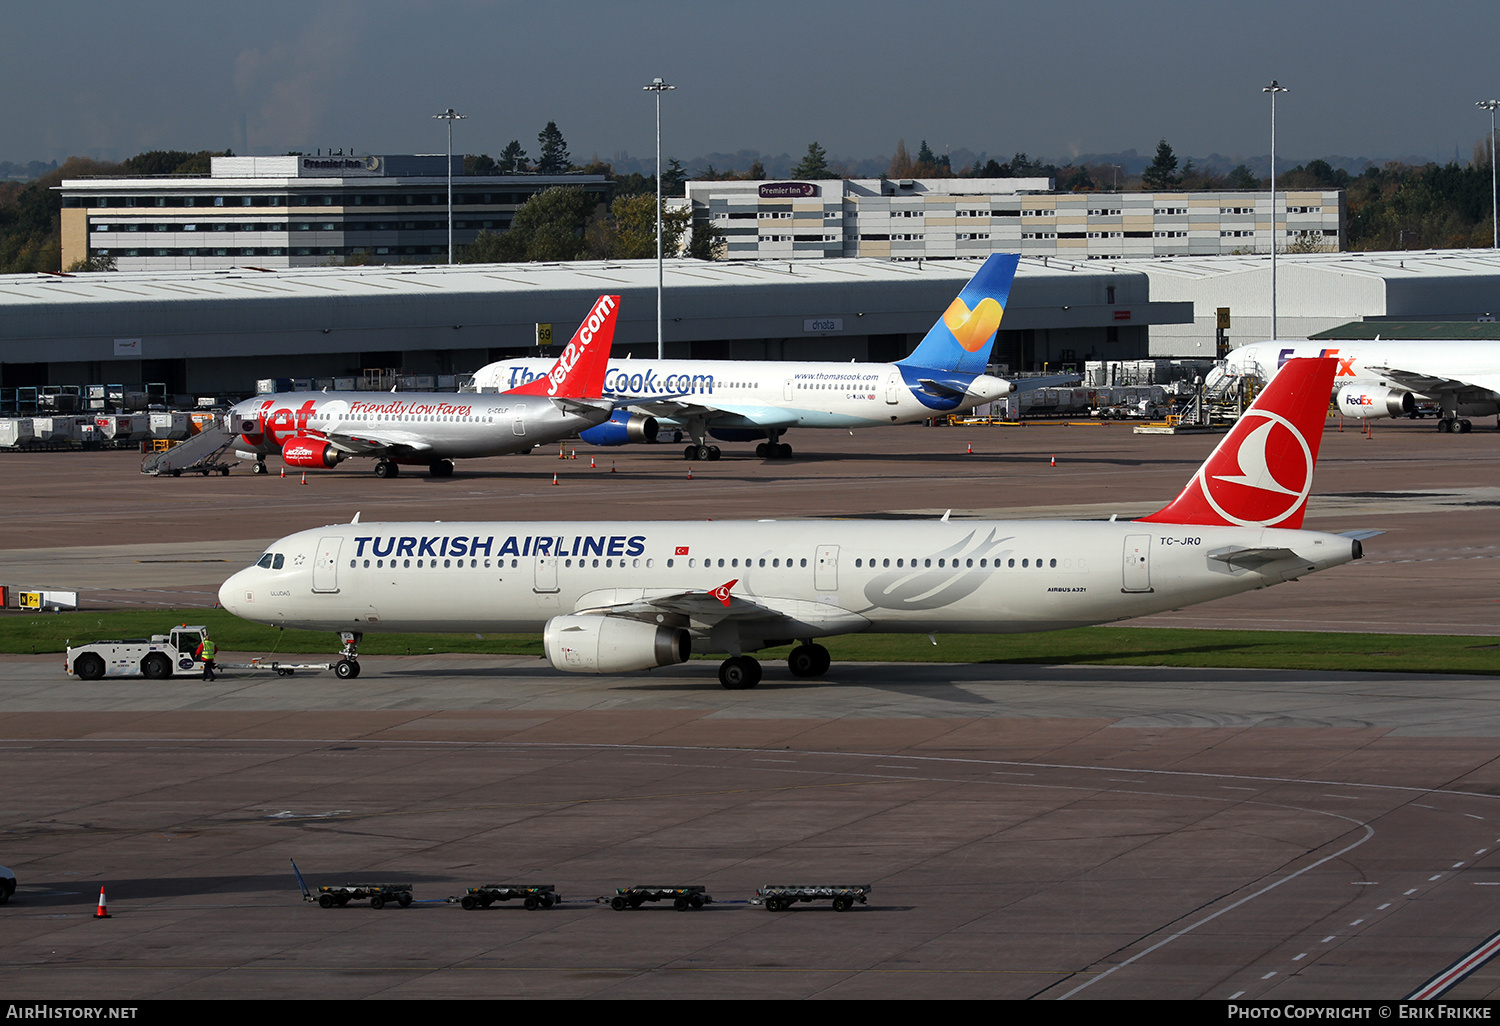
<box><xmin>1263</xmin><ymin>80</ymin><xmax>1288</xmax><ymax>340</ymax></box>
<box><xmin>432</xmin><ymin>108</ymin><xmax>466</xmax><ymax>264</ymax></box>
<box><xmin>643</xmin><ymin>78</ymin><xmax>676</xmax><ymax>359</ymax></box>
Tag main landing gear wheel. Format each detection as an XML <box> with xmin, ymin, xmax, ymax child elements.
<box><xmin>756</xmin><ymin>442</ymin><xmax>794</xmax><ymax>459</ymax></box>
<box><xmin>429</xmin><ymin>459</ymin><xmax>454</xmax><ymax>477</ymax></box>
<box><xmin>253</xmin><ymin>460</ymin><xmax>268</xmax><ymax>475</ymax></box>
<box><xmin>685</xmin><ymin>444</ymin><xmax>722</xmax><ymax>461</ymax></box>
<box><xmin>374</xmin><ymin>460</ymin><xmax>399</xmax><ymax>478</ymax></box>
<box><xmin>334</xmin><ymin>659</ymin><xmax>361</xmax><ymax>679</ymax></box>
<box><xmin>718</xmin><ymin>656</ymin><xmax>762</xmax><ymax>690</ymax></box>
<box><xmin>1439</xmin><ymin>418</ymin><xmax>1473</xmax><ymax>434</ymax></box>
<box><xmin>787</xmin><ymin>643</ymin><xmax>831</xmax><ymax>678</ymax></box>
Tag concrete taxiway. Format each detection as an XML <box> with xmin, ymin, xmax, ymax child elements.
<box><xmin>2</xmin><ymin>417</ymin><xmax>1499</xmax><ymax>999</ymax></box>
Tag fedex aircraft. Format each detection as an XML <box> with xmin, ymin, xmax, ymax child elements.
<box><xmin>1226</xmin><ymin>339</ymin><xmax>1500</xmax><ymax>433</ymax></box>
<box><xmin>465</xmin><ymin>253</ymin><xmax>1021</xmax><ymax>460</ymax></box>
<box><xmin>220</xmin><ymin>359</ymin><xmax>1365</xmax><ymax>688</ymax></box>
<box><xmin>227</xmin><ymin>294</ymin><xmax>622</xmax><ymax>478</ymax></box>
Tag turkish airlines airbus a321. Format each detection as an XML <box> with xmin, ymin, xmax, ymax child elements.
<box><xmin>465</xmin><ymin>253</ymin><xmax>1020</xmax><ymax>460</ymax></box>
<box><xmin>219</xmin><ymin>359</ymin><xmax>1365</xmax><ymax>687</ymax></box>
<box><xmin>227</xmin><ymin>294</ymin><xmax>622</xmax><ymax>478</ymax></box>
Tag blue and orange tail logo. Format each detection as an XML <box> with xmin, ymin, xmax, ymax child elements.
<box><xmin>899</xmin><ymin>253</ymin><xmax>1019</xmax><ymax>375</ymax></box>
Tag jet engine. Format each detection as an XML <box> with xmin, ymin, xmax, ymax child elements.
<box><xmin>280</xmin><ymin>435</ymin><xmax>344</xmax><ymax>468</ymax></box>
<box><xmin>1336</xmin><ymin>383</ymin><xmax>1414</xmax><ymax>420</ymax></box>
<box><xmin>543</xmin><ymin>614</ymin><xmax>691</xmax><ymax>673</ymax></box>
<box><xmin>579</xmin><ymin>411</ymin><xmax>659</xmax><ymax>446</ymax></box>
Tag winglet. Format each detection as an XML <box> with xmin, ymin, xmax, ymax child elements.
<box><xmin>898</xmin><ymin>253</ymin><xmax>1019</xmax><ymax>375</ymax></box>
<box><xmin>710</xmin><ymin>579</ymin><xmax>738</xmax><ymax>607</ymax></box>
<box><xmin>1139</xmin><ymin>357</ymin><xmax>1336</xmax><ymax>529</ymax></box>
<box><xmin>506</xmin><ymin>294</ymin><xmax>620</xmax><ymax>399</ymax></box>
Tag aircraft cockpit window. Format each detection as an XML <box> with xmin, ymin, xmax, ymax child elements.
<box><xmin>255</xmin><ymin>553</ymin><xmax>274</xmax><ymax>569</ymax></box>
<box><xmin>272</xmin><ymin>554</ymin><xmax>285</xmax><ymax>570</ymax></box>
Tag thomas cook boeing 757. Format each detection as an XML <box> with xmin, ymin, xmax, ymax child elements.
<box><xmin>466</xmin><ymin>253</ymin><xmax>1021</xmax><ymax>460</ymax></box>
<box><xmin>219</xmin><ymin>359</ymin><xmax>1363</xmax><ymax>687</ymax></box>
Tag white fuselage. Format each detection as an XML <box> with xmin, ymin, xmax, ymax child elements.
<box><xmin>469</xmin><ymin>358</ymin><xmax>1011</xmax><ymax>431</ymax></box>
<box><xmin>229</xmin><ymin>391</ymin><xmax>609</xmax><ymax>461</ymax></box>
<box><xmin>1227</xmin><ymin>339</ymin><xmax>1500</xmax><ymax>415</ymax></box>
<box><xmin>219</xmin><ymin>518</ymin><xmax>1359</xmax><ymax>649</ymax></box>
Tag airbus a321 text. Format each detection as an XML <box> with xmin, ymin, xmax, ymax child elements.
<box><xmin>220</xmin><ymin>358</ymin><xmax>1365</xmax><ymax>688</ymax></box>
<box><xmin>465</xmin><ymin>253</ymin><xmax>1020</xmax><ymax>460</ymax></box>
<box><xmin>228</xmin><ymin>294</ymin><xmax>622</xmax><ymax>478</ymax></box>
<box><xmin>1226</xmin><ymin>338</ymin><xmax>1500</xmax><ymax>433</ymax></box>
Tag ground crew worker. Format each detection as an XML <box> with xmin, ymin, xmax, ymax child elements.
<box><xmin>195</xmin><ymin>633</ymin><xmax>218</xmax><ymax>682</ymax></box>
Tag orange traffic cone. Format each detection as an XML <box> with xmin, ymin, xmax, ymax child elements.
<box><xmin>95</xmin><ymin>886</ymin><xmax>111</xmax><ymax>919</ymax></box>
<box><xmin>687</xmin><ymin>466</ymin><xmax>694</xmax><ymax>480</ymax></box>
<box><xmin>1050</xmin><ymin>455</ymin><xmax>1056</xmax><ymax>468</ymax></box>
<box><xmin>558</xmin><ymin>445</ymin><xmax>567</xmax><ymax>460</ymax></box>
<box><xmin>571</xmin><ymin>448</ymin><xmax>578</xmax><ymax>460</ymax></box>
<box><xmin>552</xmin><ymin>473</ymin><xmax>559</xmax><ymax>486</ymax></box>
<box><xmin>280</xmin><ymin>466</ymin><xmax>285</xmax><ymax>479</ymax></box>
<box><xmin>590</xmin><ymin>456</ymin><xmax>596</xmax><ymax>469</ymax></box>
<box><xmin>610</xmin><ymin>461</ymin><xmax>617</xmax><ymax>473</ymax></box>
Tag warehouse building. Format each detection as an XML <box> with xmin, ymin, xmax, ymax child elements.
<box><xmin>0</xmin><ymin>258</ymin><xmax>1189</xmax><ymax>400</ymax></box>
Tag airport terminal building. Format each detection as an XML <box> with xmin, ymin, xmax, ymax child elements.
<box><xmin>58</xmin><ymin>155</ymin><xmax>609</xmax><ymax>272</ymax></box>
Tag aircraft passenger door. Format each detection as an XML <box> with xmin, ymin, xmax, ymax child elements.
<box><xmin>886</xmin><ymin>372</ymin><xmax>901</xmax><ymax>404</ymax></box>
<box><xmin>1121</xmin><ymin>535</ymin><xmax>1152</xmax><ymax>593</ymax></box>
<box><xmin>815</xmin><ymin>545</ymin><xmax>839</xmax><ymax>591</ymax></box>
<box><xmin>784</xmin><ymin>379</ymin><xmax>795</xmax><ymax>402</ymax></box>
<box><xmin>513</xmin><ymin>415</ymin><xmax>526</xmax><ymax>436</ymax></box>
<box><xmin>534</xmin><ymin>554</ymin><xmax>559</xmax><ymax>593</ymax></box>
<box><xmin>312</xmin><ymin>536</ymin><xmax>342</xmax><ymax>593</ymax></box>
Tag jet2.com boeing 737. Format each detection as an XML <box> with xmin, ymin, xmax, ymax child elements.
<box><xmin>466</xmin><ymin>253</ymin><xmax>1021</xmax><ymax>460</ymax></box>
<box><xmin>228</xmin><ymin>293</ymin><xmax>622</xmax><ymax>478</ymax></box>
<box><xmin>219</xmin><ymin>358</ymin><xmax>1365</xmax><ymax>688</ymax></box>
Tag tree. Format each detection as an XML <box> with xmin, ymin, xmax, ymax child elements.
<box><xmin>65</xmin><ymin>253</ymin><xmax>117</xmax><ymax>272</ymax></box>
<box><xmin>745</xmin><ymin>159</ymin><xmax>766</xmax><ymax>181</ymax></box>
<box><xmin>791</xmin><ymin>142</ymin><xmax>837</xmax><ymax>180</ymax></box>
<box><xmin>688</xmin><ymin>214</ymin><xmax>726</xmax><ymax>260</ymax></box>
<box><xmin>464</xmin><ymin>153</ymin><xmax>497</xmax><ymax>175</ymax></box>
<box><xmin>1141</xmin><ymin>139</ymin><xmax>1181</xmax><ymax>190</ymax></box>
<box><xmin>535</xmin><ymin>121</ymin><xmax>571</xmax><ymax>174</ymax></box>
<box><xmin>1227</xmin><ymin>163</ymin><xmax>1260</xmax><ymax>190</ymax></box>
<box><xmin>459</xmin><ymin>187</ymin><xmax>600</xmax><ymax>262</ymax></box>
<box><xmin>598</xmin><ymin>192</ymin><xmax>691</xmax><ymax>259</ymax></box>
<box><xmin>661</xmin><ymin>157</ymin><xmax>688</xmax><ymax>197</ymax></box>
<box><xmin>496</xmin><ymin>140</ymin><xmax>529</xmax><ymax>174</ymax></box>
<box><xmin>887</xmin><ymin>139</ymin><xmax>915</xmax><ymax>178</ymax></box>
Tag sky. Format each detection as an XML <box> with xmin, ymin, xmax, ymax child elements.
<box><xmin>6</xmin><ymin>0</ymin><xmax>1500</xmax><ymax>172</ymax></box>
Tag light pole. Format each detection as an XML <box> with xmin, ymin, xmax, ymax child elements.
<box><xmin>643</xmin><ymin>77</ymin><xmax>675</xmax><ymax>359</ymax></box>
<box><xmin>1478</xmin><ymin>101</ymin><xmax>1500</xmax><ymax>249</ymax></box>
<box><xmin>432</xmin><ymin>107</ymin><xmax>466</xmax><ymax>263</ymax></box>
<box><xmin>1263</xmin><ymin>80</ymin><xmax>1287</xmax><ymax>340</ymax></box>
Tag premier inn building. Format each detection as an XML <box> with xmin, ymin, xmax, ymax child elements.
<box><xmin>58</xmin><ymin>155</ymin><xmax>609</xmax><ymax>271</ymax></box>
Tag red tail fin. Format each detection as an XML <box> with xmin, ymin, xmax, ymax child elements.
<box><xmin>506</xmin><ymin>294</ymin><xmax>619</xmax><ymax>399</ymax></box>
<box><xmin>1139</xmin><ymin>357</ymin><xmax>1336</xmax><ymax>529</ymax></box>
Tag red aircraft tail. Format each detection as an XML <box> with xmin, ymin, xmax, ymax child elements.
<box><xmin>1138</xmin><ymin>357</ymin><xmax>1336</xmax><ymax>529</ymax></box>
<box><xmin>506</xmin><ymin>294</ymin><xmax>619</xmax><ymax>399</ymax></box>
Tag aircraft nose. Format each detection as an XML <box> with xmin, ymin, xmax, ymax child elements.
<box><xmin>218</xmin><ymin>570</ymin><xmax>247</xmax><ymax>614</ymax></box>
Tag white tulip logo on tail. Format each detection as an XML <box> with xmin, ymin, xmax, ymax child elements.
<box><xmin>1200</xmin><ymin>410</ymin><xmax>1313</xmax><ymax>527</ymax></box>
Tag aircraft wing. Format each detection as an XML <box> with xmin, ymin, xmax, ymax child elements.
<box><xmin>317</xmin><ymin>428</ymin><xmax>435</xmax><ymax>457</ymax></box>
<box><xmin>1362</xmin><ymin>365</ymin><xmax>1500</xmax><ymax>400</ymax></box>
<box><xmin>574</xmin><ymin>586</ymin><xmax>870</xmax><ymax>634</ymax></box>
<box><xmin>619</xmin><ymin>400</ymin><xmax>800</xmax><ymax>431</ymax></box>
